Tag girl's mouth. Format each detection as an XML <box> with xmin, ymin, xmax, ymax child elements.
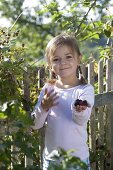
<box><xmin>60</xmin><ymin>68</ymin><xmax>69</xmax><ymax>70</ymax></box>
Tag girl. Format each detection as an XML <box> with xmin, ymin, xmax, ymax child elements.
<box><xmin>31</xmin><ymin>33</ymin><xmax>94</xmax><ymax>170</ymax></box>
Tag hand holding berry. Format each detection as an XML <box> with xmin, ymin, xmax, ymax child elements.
<box><xmin>74</xmin><ymin>99</ymin><xmax>91</xmax><ymax>112</ymax></box>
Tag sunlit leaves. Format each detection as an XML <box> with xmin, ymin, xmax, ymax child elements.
<box><xmin>48</xmin><ymin>148</ymin><xmax>88</xmax><ymax>170</ymax></box>
<box><xmin>83</xmin><ymin>0</ymin><xmax>91</xmax><ymax>6</ymax></box>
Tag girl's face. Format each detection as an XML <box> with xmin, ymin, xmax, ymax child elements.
<box><xmin>50</xmin><ymin>45</ymin><xmax>81</xmax><ymax>79</ymax></box>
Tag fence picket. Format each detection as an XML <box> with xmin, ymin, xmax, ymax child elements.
<box><xmin>87</xmin><ymin>61</ymin><xmax>96</xmax><ymax>169</ymax></box>
<box><xmin>104</xmin><ymin>59</ymin><xmax>112</xmax><ymax>170</ymax></box>
<box><xmin>23</xmin><ymin>68</ymin><xmax>34</xmax><ymax>167</ymax></box>
<box><xmin>37</xmin><ymin>67</ymin><xmax>46</xmax><ymax>169</ymax></box>
<box><xmin>97</xmin><ymin>59</ymin><xmax>104</xmax><ymax>170</ymax></box>
<box><xmin>110</xmin><ymin>61</ymin><xmax>113</xmax><ymax>169</ymax></box>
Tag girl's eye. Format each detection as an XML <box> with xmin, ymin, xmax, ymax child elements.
<box><xmin>52</xmin><ymin>58</ymin><xmax>59</xmax><ymax>62</ymax></box>
<box><xmin>66</xmin><ymin>55</ymin><xmax>73</xmax><ymax>59</ymax></box>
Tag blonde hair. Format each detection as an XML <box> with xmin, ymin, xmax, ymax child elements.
<box><xmin>45</xmin><ymin>33</ymin><xmax>86</xmax><ymax>84</ymax></box>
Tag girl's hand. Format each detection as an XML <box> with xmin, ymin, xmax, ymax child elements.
<box><xmin>74</xmin><ymin>99</ymin><xmax>90</xmax><ymax>112</ymax></box>
<box><xmin>41</xmin><ymin>88</ymin><xmax>59</xmax><ymax>111</ymax></box>
<box><xmin>75</xmin><ymin>105</ymin><xmax>87</xmax><ymax>112</ymax></box>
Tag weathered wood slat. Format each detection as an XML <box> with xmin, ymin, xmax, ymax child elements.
<box><xmin>87</xmin><ymin>61</ymin><xmax>97</xmax><ymax>170</ymax></box>
<box><xmin>106</xmin><ymin>59</ymin><xmax>111</xmax><ymax>92</ymax></box>
<box><xmin>110</xmin><ymin>61</ymin><xmax>113</xmax><ymax>169</ymax></box>
<box><xmin>94</xmin><ymin>91</ymin><xmax>113</xmax><ymax>107</ymax></box>
<box><xmin>110</xmin><ymin>104</ymin><xmax>113</xmax><ymax>170</ymax></box>
<box><xmin>23</xmin><ymin>68</ymin><xmax>30</xmax><ymax>112</ymax></box>
<box><xmin>88</xmin><ymin>61</ymin><xmax>94</xmax><ymax>85</ymax></box>
<box><xmin>105</xmin><ymin>59</ymin><xmax>112</xmax><ymax>170</ymax></box>
<box><xmin>98</xmin><ymin>59</ymin><xmax>104</xmax><ymax>93</ymax></box>
<box><xmin>23</xmin><ymin>68</ymin><xmax>33</xmax><ymax>167</ymax></box>
<box><xmin>98</xmin><ymin>59</ymin><xmax>104</xmax><ymax>170</ymax></box>
<box><xmin>38</xmin><ymin>67</ymin><xmax>46</xmax><ymax>168</ymax></box>
<box><xmin>111</xmin><ymin>61</ymin><xmax>113</xmax><ymax>91</ymax></box>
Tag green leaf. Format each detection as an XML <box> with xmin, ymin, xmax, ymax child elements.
<box><xmin>104</xmin><ymin>29</ymin><xmax>111</xmax><ymax>37</ymax></box>
<box><xmin>95</xmin><ymin>5</ymin><xmax>102</xmax><ymax>8</ymax></box>
<box><xmin>83</xmin><ymin>0</ymin><xmax>90</xmax><ymax>6</ymax></box>
<box><xmin>0</xmin><ymin>46</ymin><xmax>10</xmax><ymax>51</ymax></box>
<box><xmin>0</xmin><ymin>112</ymin><xmax>7</xmax><ymax>118</ymax></box>
<box><xmin>9</xmin><ymin>38</ymin><xmax>17</xmax><ymax>46</ymax></box>
<box><xmin>92</xmin><ymin>34</ymin><xmax>100</xmax><ymax>39</ymax></box>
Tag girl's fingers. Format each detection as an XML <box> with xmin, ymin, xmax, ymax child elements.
<box><xmin>44</xmin><ymin>88</ymin><xmax>54</xmax><ymax>97</ymax></box>
<box><xmin>52</xmin><ymin>102</ymin><xmax>59</xmax><ymax>106</ymax></box>
<box><xmin>47</xmin><ymin>89</ymin><xmax>54</xmax><ymax>97</ymax></box>
<box><xmin>43</xmin><ymin>88</ymin><xmax>59</xmax><ymax>109</ymax></box>
<box><xmin>50</xmin><ymin>92</ymin><xmax>58</xmax><ymax>98</ymax></box>
<box><xmin>52</xmin><ymin>95</ymin><xmax>59</xmax><ymax>101</ymax></box>
<box><xmin>45</xmin><ymin>88</ymin><xmax>48</xmax><ymax>95</ymax></box>
<box><xmin>82</xmin><ymin>106</ymin><xmax>87</xmax><ymax>110</ymax></box>
<box><xmin>75</xmin><ymin>105</ymin><xmax>87</xmax><ymax>112</ymax></box>
<box><xmin>45</xmin><ymin>89</ymin><xmax>59</xmax><ymax>100</ymax></box>
<box><xmin>76</xmin><ymin>107</ymin><xmax>81</xmax><ymax>112</ymax></box>
<box><xmin>49</xmin><ymin>95</ymin><xmax>59</xmax><ymax>106</ymax></box>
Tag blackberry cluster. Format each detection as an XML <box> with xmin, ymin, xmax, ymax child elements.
<box><xmin>74</xmin><ymin>99</ymin><xmax>90</xmax><ymax>107</ymax></box>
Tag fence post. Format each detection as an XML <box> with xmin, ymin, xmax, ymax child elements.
<box><xmin>105</xmin><ymin>59</ymin><xmax>111</xmax><ymax>170</ymax></box>
<box><xmin>87</xmin><ymin>61</ymin><xmax>96</xmax><ymax>169</ymax></box>
<box><xmin>38</xmin><ymin>66</ymin><xmax>45</xmax><ymax>88</ymax></box>
<box><xmin>37</xmin><ymin>67</ymin><xmax>46</xmax><ymax>168</ymax></box>
<box><xmin>110</xmin><ymin>60</ymin><xmax>113</xmax><ymax>170</ymax></box>
<box><xmin>98</xmin><ymin>59</ymin><xmax>104</xmax><ymax>170</ymax></box>
<box><xmin>23</xmin><ymin>67</ymin><xmax>33</xmax><ymax>167</ymax></box>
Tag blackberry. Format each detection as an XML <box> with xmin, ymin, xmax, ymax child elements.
<box><xmin>74</xmin><ymin>99</ymin><xmax>82</xmax><ymax>106</ymax></box>
<box><xmin>74</xmin><ymin>99</ymin><xmax>90</xmax><ymax>107</ymax></box>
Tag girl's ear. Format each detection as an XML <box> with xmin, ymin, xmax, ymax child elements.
<box><xmin>78</xmin><ymin>54</ymin><xmax>82</xmax><ymax>64</ymax></box>
<box><xmin>80</xmin><ymin>54</ymin><xmax>82</xmax><ymax>60</ymax></box>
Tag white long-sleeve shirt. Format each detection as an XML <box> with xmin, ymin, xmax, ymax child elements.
<box><xmin>31</xmin><ymin>83</ymin><xmax>94</xmax><ymax>160</ymax></box>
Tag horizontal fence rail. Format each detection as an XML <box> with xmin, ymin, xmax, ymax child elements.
<box><xmin>95</xmin><ymin>91</ymin><xmax>113</xmax><ymax>107</ymax></box>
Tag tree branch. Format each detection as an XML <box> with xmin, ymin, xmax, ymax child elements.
<box><xmin>75</xmin><ymin>0</ymin><xmax>96</xmax><ymax>36</ymax></box>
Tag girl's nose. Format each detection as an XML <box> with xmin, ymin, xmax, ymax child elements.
<box><xmin>60</xmin><ymin>58</ymin><xmax>66</xmax><ymax>65</ymax></box>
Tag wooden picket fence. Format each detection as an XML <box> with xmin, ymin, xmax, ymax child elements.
<box><xmin>33</xmin><ymin>58</ymin><xmax>113</xmax><ymax>170</ymax></box>
<box><xmin>81</xmin><ymin>58</ymin><xmax>113</xmax><ymax>170</ymax></box>
<box><xmin>1</xmin><ymin>58</ymin><xmax>113</xmax><ymax>169</ymax></box>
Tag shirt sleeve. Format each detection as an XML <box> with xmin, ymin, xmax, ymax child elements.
<box><xmin>71</xmin><ymin>84</ymin><xmax>95</xmax><ymax>126</ymax></box>
<box><xmin>31</xmin><ymin>84</ymin><xmax>50</xmax><ymax>130</ymax></box>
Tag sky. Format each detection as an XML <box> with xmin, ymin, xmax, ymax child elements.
<box><xmin>0</xmin><ymin>0</ymin><xmax>67</xmax><ymax>27</ymax></box>
<box><xmin>0</xmin><ymin>0</ymin><xmax>39</xmax><ymax>27</ymax></box>
<box><xmin>0</xmin><ymin>0</ymin><xmax>113</xmax><ymax>27</ymax></box>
